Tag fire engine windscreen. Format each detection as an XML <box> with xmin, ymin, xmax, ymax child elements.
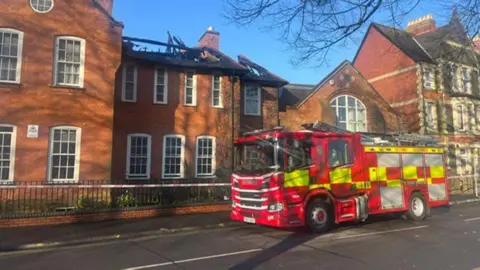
<box><xmin>234</xmin><ymin>139</ymin><xmax>284</xmax><ymax>174</ymax></box>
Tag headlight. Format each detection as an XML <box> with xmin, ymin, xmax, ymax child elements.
<box><xmin>268</xmin><ymin>202</ymin><xmax>283</xmax><ymax>212</ymax></box>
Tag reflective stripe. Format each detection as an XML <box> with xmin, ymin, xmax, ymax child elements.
<box><xmin>329</xmin><ymin>168</ymin><xmax>352</xmax><ymax>184</ymax></box>
<box><xmin>353</xmin><ymin>181</ymin><xmax>371</xmax><ymax>189</ymax></box>
<box><xmin>430</xmin><ymin>166</ymin><xmax>444</xmax><ymax>178</ymax></box>
<box><xmin>309</xmin><ymin>183</ymin><xmax>331</xmax><ymax>190</ymax></box>
<box><xmin>386</xmin><ymin>179</ymin><xmax>402</xmax><ymax>187</ymax></box>
<box><xmin>284</xmin><ymin>169</ymin><xmax>309</xmax><ymax>187</ymax></box>
<box><xmin>369</xmin><ymin>167</ymin><xmax>377</xmax><ymax>181</ymax></box>
<box><xmin>377</xmin><ymin>167</ymin><xmax>387</xmax><ymax>181</ymax></box>
<box><xmin>365</xmin><ymin>147</ymin><xmax>444</xmax><ymax>153</ymax></box>
<box><xmin>403</xmin><ymin>166</ymin><xmax>418</xmax><ymax>179</ymax></box>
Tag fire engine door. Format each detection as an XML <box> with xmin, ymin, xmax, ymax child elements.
<box><xmin>377</xmin><ymin>153</ymin><xmax>405</xmax><ymax>209</ymax></box>
<box><xmin>327</xmin><ymin>137</ymin><xmax>353</xmax><ymax>191</ymax></box>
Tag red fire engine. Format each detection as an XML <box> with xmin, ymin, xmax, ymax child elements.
<box><xmin>230</xmin><ymin>122</ymin><xmax>449</xmax><ymax>233</ymax></box>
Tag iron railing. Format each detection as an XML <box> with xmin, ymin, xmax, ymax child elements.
<box><xmin>0</xmin><ymin>179</ymin><xmax>231</xmax><ymax>218</ymax></box>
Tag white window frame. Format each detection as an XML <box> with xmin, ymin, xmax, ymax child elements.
<box><xmin>461</xmin><ymin>68</ymin><xmax>471</xmax><ymax>94</ymax></box>
<box><xmin>0</xmin><ymin>124</ymin><xmax>16</xmax><ymax>183</ymax></box>
<box><xmin>121</xmin><ymin>63</ymin><xmax>137</xmax><ymax>102</ymax></box>
<box><xmin>211</xmin><ymin>74</ymin><xmax>223</xmax><ymax>108</ymax></box>
<box><xmin>153</xmin><ymin>67</ymin><xmax>168</xmax><ymax>104</ymax></box>
<box><xmin>423</xmin><ymin>67</ymin><xmax>434</xmax><ymax>89</ymax></box>
<box><xmin>53</xmin><ymin>36</ymin><xmax>86</xmax><ymax>88</ymax></box>
<box><xmin>0</xmin><ymin>28</ymin><xmax>24</xmax><ymax>84</ymax></box>
<box><xmin>162</xmin><ymin>134</ymin><xmax>186</xmax><ymax>179</ymax></box>
<box><xmin>330</xmin><ymin>95</ymin><xmax>368</xmax><ymax>132</ymax></box>
<box><xmin>195</xmin><ymin>136</ymin><xmax>216</xmax><ymax>177</ymax></box>
<box><xmin>425</xmin><ymin>101</ymin><xmax>436</xmax><ymax>131</ymax></box>
<box><xmin>457</xmin><ymin>148</ymin><xmax>469</xmax><ymax>175</ymax></box>
<box><xmin>184</xmin><ymin>71</ymin><xmax>197</xmax><ymax>106</ymax></box>
<box><xmin>47</xmin><ymin>126</ymin><xmax>82</xmax><ymax>183</ymax></box>
<box><xmin>244</xmin><ymin>84</ymin><xmax>261</xmax><ymax>116</ymax></box>
<box><xmin>126</xmin><ymin>133</ymin><xmax>152</xmax><ymax>180</ymax></box>
<box><xmin>30</xmin><ymin>0</ymin><xmax>54</xmax><ymax>13</ymax></box>
<box><xmin>456</xmin><ymin>104</ymin><xmax>466</xmax><ymax>131</ymax></box>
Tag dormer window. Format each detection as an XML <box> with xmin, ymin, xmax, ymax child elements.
<box><xmin>30</xmin><ymin>0</ymin><xmax>54</xmax><ymax>13</ymax></box>
<box><xmin>461</xmin><ymin>68</ymin><xmax>471</xmax><ymax>93</ymax></box>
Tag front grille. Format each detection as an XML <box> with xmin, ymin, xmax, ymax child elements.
<box><xmin>240</xmin><ymin>212</ymin><xmax>262</xmax><ymax>218</ymax></box>
<box><xmin>239</xmin><ymin>192</ymin><xmax>262</xmax><ymax>199</ymax></box>
<box><xmin>238</xmin><ymin>201</ymin><xmax>263</xmax><ymax>208</ymax></box>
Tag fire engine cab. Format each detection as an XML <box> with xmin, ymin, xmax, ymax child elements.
<box><xmin>230</xmin><ymin>122</ymin><xmax>449</xmax><ymax>233</ymax></box>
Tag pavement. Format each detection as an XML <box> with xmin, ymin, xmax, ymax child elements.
<box><xmin>1</xmin><ymin>202</ymin><xmax>480</xmax><ymax>269</ymax></box>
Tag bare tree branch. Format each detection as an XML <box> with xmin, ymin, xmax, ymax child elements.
<box><xmin>222</xmin><ymin>0</ymin><xmax>480</xmax><ymax>68</ymax></box>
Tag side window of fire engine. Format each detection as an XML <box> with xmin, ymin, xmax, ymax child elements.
<box><xmin>287</xmin><ymin>138</ymin><xmax>312</xmax><ymax>169</ymax></box>
<box><xmin>328</xmin><ymin>139</ymin><xmax>352</xmax><ymax>168</ymax></box>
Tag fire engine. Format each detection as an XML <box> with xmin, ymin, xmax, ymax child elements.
<box><xmin>230</xmin><ymin>122</ymin><xmax>449</xmax><ymax>233</ymax></box>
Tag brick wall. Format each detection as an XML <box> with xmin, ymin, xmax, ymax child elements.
<box><xmin>0</xmin><ymin>0</ymin><xmax>122</xmax><ymax>182</ymax></box>
<box><xmin>0</xmin><ymin>204</ymin><xmax>230</xmax><ymax>228</ymax></box>
<box><xmin>280</xmin><ymin>63</ymin><xmax>403</xmax><ymax>133</ymax></box>
<box><xmin>239</xmin><ymin>84</ymin><xmax>280</xmax><ymax>133</ymax></box>
<box><xmin>112</xmin><ymin>60</ymin><xmax>241</xmax><ymax>181</ymax></box>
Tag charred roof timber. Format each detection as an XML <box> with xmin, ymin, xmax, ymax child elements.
<box><xmin>238</xmin><ymin>55</ymin><xmax>289</xmax><ymax>87</ymax></box>
<box><xmin>122</xmin><ymin>34</ymin><xmax>249</xmax><ymax>74</ymax></box>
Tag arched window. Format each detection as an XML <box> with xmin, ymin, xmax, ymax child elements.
<box><xmin>330</xmin><ymin>95</ymin><xmax>367</xmax><ymax>132</ymax></box>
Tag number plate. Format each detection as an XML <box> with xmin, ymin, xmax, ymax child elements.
<box><xmin>243</xmin><ymin>217</ymin><xmax>256</xmax><ymax>224</ymax></box>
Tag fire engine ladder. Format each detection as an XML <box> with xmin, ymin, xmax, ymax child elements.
<box><xmin>301</xmin><ymin>121</ymin><xmax>441</xmax><ymax>147</ymax></box>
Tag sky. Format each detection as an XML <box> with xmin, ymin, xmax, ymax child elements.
<box><xmin>112</xmin><ymin>0</ymin><xmax>456</xmax><ymax>85</ymax></box>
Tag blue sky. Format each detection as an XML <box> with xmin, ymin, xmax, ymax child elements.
<box><xmin>112</xmin><ymin>0</ymin><xmax>454</xmax><ymax>85</ymax></box>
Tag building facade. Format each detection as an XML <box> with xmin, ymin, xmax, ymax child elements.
<box><xmin>353</xmin><ymin>9</ymin><xmax>480</xmax><ymax>191</ymax></box>
<box><xmin>0</xmin><ymin>0</ymin><xmax>123</xmax><ymax>183</ymax></box>
<box><xmin>111</xmin><ymin>28</ymin><xmax>287</xmax><ymax>182</ymax></box>
<box><xmin>279</xmin><ymin>61</ymin><xmax>403</xmax><ymax>134</ymax></box>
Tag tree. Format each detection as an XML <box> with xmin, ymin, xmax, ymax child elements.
<box><xmin>222</xmin><ymin>0</ymin><xmax>480</xmax><ymax>67</ymax></box>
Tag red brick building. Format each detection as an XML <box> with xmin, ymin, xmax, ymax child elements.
<box><xmin>0</xmin><ymin>0</ymin><xmax>122</xmax><ymax>183</ymax></box>
<box><xmin>111</xmin><ymin>28</ymin><xmax>288</xmax><ymax>182</ymax></box>
<box><xmin>353</xmin><ymin>9</ymin><xmax>480</xmax><ymax>191</ymax></box>
<box><xmin>279</xmin><ymin>61</ymin><xmax>403</xmax><ymax>134</ymax></box>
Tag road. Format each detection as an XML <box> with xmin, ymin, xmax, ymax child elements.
<box><xmin>1</xmin><ymin>203</ymin><xmax>480</xmax><ymax>270</ymax></box>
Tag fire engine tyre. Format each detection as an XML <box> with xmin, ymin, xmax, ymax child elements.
<box><xmin>406</xmin><ymin>192</ymin><xmax>427</xmax><ymax>221</ymax></box>
<box><xmin>305</xmin><ymin>198</ymin><xmax>333</xmax><ymax>234</ymax></box>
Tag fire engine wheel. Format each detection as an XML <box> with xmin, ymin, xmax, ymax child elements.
<box><xmin>306</xmin><ymin>198</ymin><xmax>333</xmax><ymax>234</ymax></box>
<box><xmin>406</xmin><ymin>192</ymin><xmax>427</xmax><ymax>221</ymax></box>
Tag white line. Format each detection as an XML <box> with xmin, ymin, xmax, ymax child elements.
<box><xmin>332</xmin><ymin>225</ymin><xmax>429</xmax><ymax>240</ymax></box>
<box><xmin>122</xmin><ymin>248</ymin><xmax>262</xmax><ymax>270</ymax></box>
<box><xmin>464</xmin><ymin>217</ymin><xmax>480</xmax><ymax>222</ymax></box>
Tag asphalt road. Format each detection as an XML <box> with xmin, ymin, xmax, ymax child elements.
<box><xmin>2</xmin><ymin>203</ymin><xmax>480</xmax><ymax>270</ymax></box>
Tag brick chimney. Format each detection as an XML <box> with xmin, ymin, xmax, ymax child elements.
<box><xmin>406</xmin><ymin>14</ymin><xmax>437</xmax><ymax>36</ymax></box>
<box><xmin>96</xmin><ymin>0</ymin><xmax>113</xmax><ymax>15</ymax></box>
<box><xmin>474</xmin><ymin>36</ymin><xmax>480</xmax><ymax>52</ymax></box>
<box><xmin>198</xmin><ymin>26</ymin><xmax>220</xmax><ymax>50</ymax></box>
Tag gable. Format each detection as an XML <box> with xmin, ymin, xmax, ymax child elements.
<box><xmin>353</xmin><ymin>25</ymin><xmax>421</xmax><ymax>79</ymax></box>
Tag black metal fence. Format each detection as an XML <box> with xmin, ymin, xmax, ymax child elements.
<box><xmin>0</xmin><ymin>179</ymin><xmax>231</xmax><ymax>218</ymax></box>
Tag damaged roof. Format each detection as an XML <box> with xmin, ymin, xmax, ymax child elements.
<box><xmin>279</xmin><ymin>84</ymin><xmax>315</xmax><ymax>111</ymax></box>
<box><xmin>237</xmin><ymin>55</ymin><xmax>289</xmax><ymax>87</ymax></box>
<box><xmin>122</xmin><ymin>36</ymin><xmax>249</xmax><ymax>74</ymax></box>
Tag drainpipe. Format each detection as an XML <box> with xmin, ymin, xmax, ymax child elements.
<box><xmin>230</xmin><ymin>73</ymin><xmax>236</xmax><ymax>171</ymax></box>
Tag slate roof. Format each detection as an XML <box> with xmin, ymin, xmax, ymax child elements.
<box><xmin>370</xmin><ymin>23</ymin><xmax>433</xmax><ymax>63</ymax></box>
<box><xmin>361</xmin><ymin>10</ymin><xmax>479</xmax><ymax>66</ymax></box>
<box><xmin>279</xmin><ymin>84</ymin><xmax>315</xmax><ymax>111</ymax></box>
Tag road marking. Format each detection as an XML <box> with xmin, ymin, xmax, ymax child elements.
<box><xmin>465</xmin><ymin>217</ymin><xmax>480</xmax><ymax>222</ymax></box>
<box><xmin>331</xmin><ymin>225</ymin><xmax>429</xmax><ymax>240</ymax></box>
<box><xmin>122</xmin><ymin>248</ymin><xmax>262</xmax><ymax>270</ymax></box>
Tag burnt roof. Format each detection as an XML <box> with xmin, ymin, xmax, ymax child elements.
<box><xmin>122</xmin><ymin>37</ymin><xmax>249</xmax><ymax>74</ymax></box>
<box><xmin>237</xmin><ymin>55</ymin><xmax>289</xmax><ymax>87</ymax></box>
<box><xmin>279</xmin><ymin>84</ymin><xmax>315</xmax><ymax>111</ymax></box>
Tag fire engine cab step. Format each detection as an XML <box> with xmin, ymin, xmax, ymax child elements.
<box><xmin>306</xmin><ymin>198</ymin><xmax>334</xmax><ymax>234</ymax></box>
